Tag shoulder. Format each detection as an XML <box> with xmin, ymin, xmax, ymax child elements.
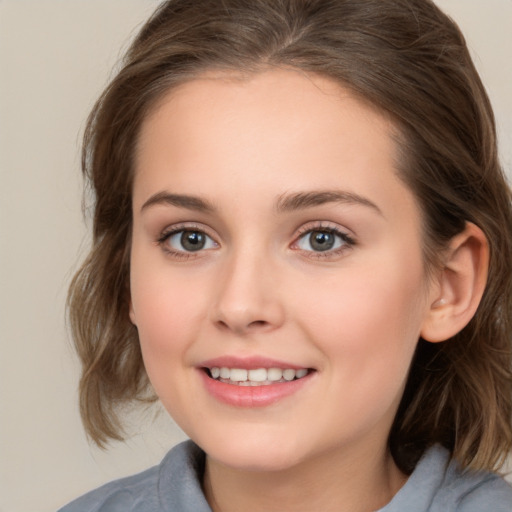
<box><xmin>450</xmin><ymin>468</ymin><xmax>512</xmax><ymax>512</ymax></box>
<box><xmin>381</xmin><ymin>445</ymin><xmax>512</xmax><ymax>512</ymax></box>
<box><xmin>435</xmin><ymin>448</ymin><xmax>512</xmax><ymax>511</ymax></box>
<box><xmin>57</xmin><ymin>464</ymin><xmax>160</xmax><ymax>512</ymax></box>
<box><xmin>58</xmin><ymin>440</ymin><xmax>210</xmax><ymax>512</ymax></box>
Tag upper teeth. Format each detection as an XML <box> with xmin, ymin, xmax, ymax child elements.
<box><xmin>210</xmin><ymin>367</ymin><xmax>308</xmax><ymax>384</ymax></box>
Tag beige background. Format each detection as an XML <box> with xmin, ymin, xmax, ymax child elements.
<box><xmin>0</xmin><ymin>1</ymin><xmax>511</xmax><ymax>511</ymax></box>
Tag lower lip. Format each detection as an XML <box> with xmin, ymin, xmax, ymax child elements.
<box><xmin>199</xmin><ymin>370</ymin><xmax>314</xmax><ymax>408</ymax></box>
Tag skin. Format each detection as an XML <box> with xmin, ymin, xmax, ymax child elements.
<box><xmin>129</xmin><ymin>68</ymin><xmax>444</xmax><ymax>512</ymax></box>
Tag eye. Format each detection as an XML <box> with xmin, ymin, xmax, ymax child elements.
<box><xmin>295</xmin><ymin>228</ymin><xmax>354</xmax><ymax>253</ymax></box>
<box><xmin>162</xmin><ymin>229</ymin><xmax>217</xmax><ymax>253</ymax></box>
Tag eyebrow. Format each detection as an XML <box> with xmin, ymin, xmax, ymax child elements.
<box><xmin>140</xmin><ymin>189</ymin><xmax>382</xmax><ymax>216</ymax></box>
<box><xmin>141</xmin><ymin>191</ymin><xmax>216</xmax><ymax>213</ymax></box>
<box><xmin>275</xmin><ymin>190</ymin><xmax>383</xmax><ymax>215</ymax></box>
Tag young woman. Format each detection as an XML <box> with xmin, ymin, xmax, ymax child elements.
<box><xmin>60</xmin><ymin>1</ymin><xmax>512</xmax><ymax>510</ymax></box>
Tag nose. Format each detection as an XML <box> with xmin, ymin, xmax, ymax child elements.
<box><xmin>211</xmin><ymin>250</ymin><xmax>285</xmax><ymax>336</ymax></box>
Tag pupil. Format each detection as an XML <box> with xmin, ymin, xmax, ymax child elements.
<box><xmin>181</xmin><ymin>231</ymin><xmax>205</xmax><ymax>251</ymax></box>
<box><xmin>310</xmin><ymin>231</ymin><xmax>334</xmax><ymax>251</ymax></box>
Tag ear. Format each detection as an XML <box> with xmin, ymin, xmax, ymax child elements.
<box><xmin>129</xmin><ymin>299</ymin><xmax>137</xmax><ymax>326</ymax></box>
<box><xmin>421</xmin><ymin>222</ymin><xmax>489</xmax><ymax>343</ymax></box>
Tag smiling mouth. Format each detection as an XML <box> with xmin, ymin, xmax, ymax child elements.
<box><xmin>205</xmin><ymin>367</ymin><xmax>313</xmax><ymax>386</ymax></box>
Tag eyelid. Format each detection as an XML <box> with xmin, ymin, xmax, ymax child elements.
<box><xmin>294</xmin><ymin>221</ymin><xmax>355</xmax><ymax>240</ymax></box>
<box><xmin>158</xmin><ymin>221</ymin><xmax>212</xmax><ymax>238</ymax></box>
<box><xmin>290</xmin><ymin>221</ymin><xmax>356</xmax><ymax>257</ymax></box>
<box><xmin>155</xmin><ymin>220</ymin><xmax>355</xmax><ymax>260</ymax></box>
<box><xmin>157</xmin><ymin>222</ymin><xmax>220</xmax><ymax>256</ymax></box>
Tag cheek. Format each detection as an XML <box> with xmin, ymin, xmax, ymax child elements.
<box><xmin>129</xmin><ymin>267</ymin><xmax>210</xmax><ymax>422</ymax></box>
<box><xmin>292</xmin><ymin>254</ymin><xmax>426</xmax><ymax>385</ymax></box>
<box><xmin>130</xmin><ymin>260</ymin><xmax>205</xmax><ymax>367</ymax></box>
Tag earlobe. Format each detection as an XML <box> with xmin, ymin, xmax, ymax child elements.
<box><xmin>421</xmin><ymin>222</ymin><xmax>489</xmax><ymax>343</ymax></box>
<box><xmin>129</xmin><ymin>300</ymin><xmax>137</xmax><ymax>326</ymax></box>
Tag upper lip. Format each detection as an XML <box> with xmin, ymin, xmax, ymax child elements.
<box><xmin>198</xmin><ymin>356</ymin><xmax>311</xmax><ymax>370</ymax></box>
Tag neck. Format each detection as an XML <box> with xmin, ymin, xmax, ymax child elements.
<box><xmin>202</xmin><ymin>441</ymin><xmax>407</xmax><ymax>512</ymax></box>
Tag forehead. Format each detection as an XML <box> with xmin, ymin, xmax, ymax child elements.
<box><xmin>139</xmin><ymin>69</ymin><xmax>394</xmax><ymax>147</ymax></box>
<box><xmin>133</xmin><ymin>69</ymin><xmax>416</xmax><ymax>224</ymax></box>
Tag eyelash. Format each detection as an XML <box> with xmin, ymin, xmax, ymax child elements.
<box><xmin>292</xmin><ymin>223</ymin><xmax>356</xmax><ymax>259</ymax></box>
<box><xmin>156</xmin><ymin>222</ymin><xmax>356</xmax><ymax>260</ymax></box>
<box><xmin>157</xmin><ymin>223</ymin><xmax>218</xmax><ymax>260</ymax></box>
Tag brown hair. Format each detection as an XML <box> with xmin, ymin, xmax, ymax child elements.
<box><xmin>68</xmin><ymin>0</ymin><xmax>512</xmax><ymax>472</ymax></box>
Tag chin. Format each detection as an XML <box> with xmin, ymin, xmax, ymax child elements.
<box><xmin>199</xmin><ymin>431</ymin><xmax>311</xmax><ymax>473</ymax></box>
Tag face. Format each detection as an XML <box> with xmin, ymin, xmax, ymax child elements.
<box><xmin>130</xmin><ymin>69</ymin><xmax>435</xmax><ymax>472</ymax></box>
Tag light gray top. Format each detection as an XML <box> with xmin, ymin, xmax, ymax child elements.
<box><xmin>59</xmin><ymin>440</ymin><xmax>512</xmax><ymax>511</ymax></box>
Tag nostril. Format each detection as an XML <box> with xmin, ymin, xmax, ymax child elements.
<box><xmin>248</xmin><ymin>320</ymin><xmax>267</xmax><ymax>328</ymax></box>
<box><xmin>245</xmin><ymin>320</ymin><xmax>275</xmax><ymax>332</ymax></box>
<box><xmin>215</xmin><ymin>320</ymin><xmax>232</xmax><ymax>332</ymax></box>
<box><xmin>214</xmin><ymin>318</ymin><xmax>270</xmax><ymax>335</ymax></box>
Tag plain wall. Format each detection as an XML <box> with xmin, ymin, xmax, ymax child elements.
<box><xmin>0</xmin><ymin>1</ymin><xmax>510</xmax><ymax>511</ymax></box>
